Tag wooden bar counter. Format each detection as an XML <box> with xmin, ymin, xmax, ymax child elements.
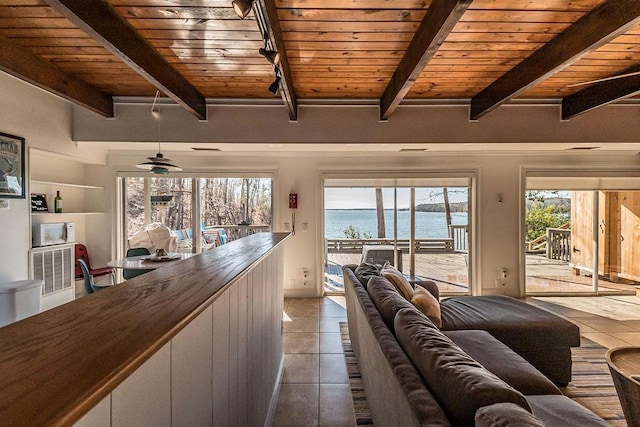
<box><xmin>0</xmin><ymin>232</ymin><xmax>289</xmax><ymax>426</ymax></box>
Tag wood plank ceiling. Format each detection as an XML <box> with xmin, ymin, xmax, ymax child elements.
<box><xmin>1</xmin><ymin>0</ymin><xmax>640</xmax><ymax>122</ymax></box>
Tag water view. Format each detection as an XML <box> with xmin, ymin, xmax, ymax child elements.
<box><xmin>325</xmin><ymin>209</ymin><xmax>467</xmax><ymax>239</ymax></box>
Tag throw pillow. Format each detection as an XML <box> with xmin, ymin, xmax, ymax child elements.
<box><xmin>380</xmin><ymin>262</ymin><xmax>413</xmax><ymax>301</ymax></box>
<box><xmin>354</xmin><ymin>262</ymin><xmax>381</xmax><ymax>287</ymax></box>
<box><xmin>411</xmin><ymin>284</ymin><xmax>442</xmax><ymax>328</ymax></box>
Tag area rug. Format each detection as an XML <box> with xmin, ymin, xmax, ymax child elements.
<box><xmin>339</xmin><ymin>323</ymin><xmax>625</xmax><ymax>426</ymax></box>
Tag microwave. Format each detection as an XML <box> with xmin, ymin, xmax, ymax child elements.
<box><xmin>32</xmin><ymin>222</ymin><xmax>75</xmax><ymax>247</ymax></box>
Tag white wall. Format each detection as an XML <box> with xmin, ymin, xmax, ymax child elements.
<box><xmin>107</xmin><ymin>150</ymin><xmax>640</xmax><ymax>298</ymax></box>
<box><xmin>3</xmin><ymin>71</ymin><xmax>640</xmax><ymax>297</ymax></box>
<box><xmin>0</xmin><ymin>73</ymin><xmax>108</xmax><ymax>283</ymax></box>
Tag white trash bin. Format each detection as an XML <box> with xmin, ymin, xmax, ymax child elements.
<box><xmin>0</xmin><ymin>280</ymin><xmax>43</xmax><ymax>327</ymax></box>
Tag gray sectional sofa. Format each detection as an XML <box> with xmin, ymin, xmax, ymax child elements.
<box><xmin>343</xmin><ymin>264</ymin><xmax>607</xmax><ymax>426</ymax></box>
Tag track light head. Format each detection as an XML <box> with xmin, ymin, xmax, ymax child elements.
<box><xmin>259</xmin><ymin>47</ymin><xmax>280</xmax><ymax>65</ymax></box>
<box><xmin>268</xmin><ymin>75</ymin><xmax>281</xmax><ymax>95</ymax></box>
<box><xmin>232</xmin><ymin>0</ymin><xmax>254</xmax><ymax>18</ymax></box>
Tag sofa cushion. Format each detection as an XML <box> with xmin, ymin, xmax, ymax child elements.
<box><xmin>444</xmin><ymin>330</ymin><xmax>561</xmax><ymax>396</ymax></box>
<box><xmin>475</xmin><ymin>403</ymin><xmax>545</xmax><ymax>427</ymax></box>
<box><xmin>354</xmin><ymin>278</ymin><xmax>452</xmax><ymax>426</ymax></box>
<box><xmin>367</xmin><ymin>276</ymin><xmax>416</xmax><ymax>331</ymax></box>
<box><xmin>440</xmin><ymin>295</ymin><xmax>581</xmax><ymax>350</ymax></box>
<box><xmin>411</xmin><ymin>284</ymin><xmax>442</xmax><ymax>328</ymax></box>
<box><xmin>525</xmin><ymin>395</ymin><xmax>607</xmax><ymax>426</ymax></box>
<box><xmin>381</xmin><ymin>263</ymin><xmax>414</xmax><ymax>300</ymax></box>
<box><xmin>394</xmin><ymin>307</ymin><xmax>531</xmax><ymax>427</ymax></box>
<box><xmin>354</xmin><ymin>262</ymin><xmax>381</xmax><ymax>288</ymax></box>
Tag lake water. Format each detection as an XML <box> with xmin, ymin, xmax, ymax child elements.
<box><xmin>324</xmin><ymin>209</ymin><xmax>467</xmax><ymax>238</ymax></box>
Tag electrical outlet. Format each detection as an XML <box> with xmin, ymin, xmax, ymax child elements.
<box><xmin>302</xmin><ymin>222</ymin><xmax>309</xmax><ymax>231</ymax></box>
<box><xmin>494</xmin><ymin>278</ymin><xmax>507</xmax><ymax>288</ymax></box>
<box><xmin>284</xmin><ymin>222</ymin><xmax>290</xmax><ymax>230</ymax></box>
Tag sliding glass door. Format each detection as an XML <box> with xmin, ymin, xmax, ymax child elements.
<box><xmin>525</xmin><ymin>173</ymin><xmax>640</xmax><ymax>295</ymax></box>
<box><xmin>323</xmin><ymin>176</ymin><xmax>472</xmax><ymax>296</ymax></box>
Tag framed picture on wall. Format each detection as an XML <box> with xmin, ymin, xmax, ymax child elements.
<box><xmin>0</xmin><ymin>132</ymin><xmax>25</xmax><ymax>199</ymax></box>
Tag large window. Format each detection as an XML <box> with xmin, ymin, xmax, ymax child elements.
<box><xmin>525</xmin><ymin>173</ymin><xmax>640</xmax><ymax>295</ymax></box>
<box><xmin>120</xmin><ymin>175</ymin><xmax>272</xmax><ymax>256</ymax></box>
<box><xmin>323</xmin><ymin>176</ymin><xmax>472</xmax><ymax>295</ymax></box>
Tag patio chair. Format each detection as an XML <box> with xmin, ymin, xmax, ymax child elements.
<box><xmin>123</xmin><ymin>247</ymin><xmax>153</xmax><ymax>280</ymax></box>
<box><xmin>77</xmin><ymin>259</ymin><xmax>111</xmax><ymax>294</ymax></box>
<box><xmin>75</xmin><ymin>243</ymin><xmax>115</xmax><ymax>285</ymax></box>
<box><xmin>361</xmin><ymin>245</ymin><xmax>403</xmax><ymax>271</ymax></box>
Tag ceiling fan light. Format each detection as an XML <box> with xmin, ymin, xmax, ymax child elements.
<box><xmin>232</xmin><ymin>0</ymin><xmax>253</xmax><ymax>18</ymax></box>
<box><xmin>268</xmin><ymin>76</ymin><xmax>281</xmax><ymax>95</ymax></box>
<box><xmin>259</xmin><ymin>48</ymin><xmax>280</xmax><ymax>65</ymax></box>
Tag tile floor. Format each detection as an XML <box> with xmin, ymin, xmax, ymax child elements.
<box><xmin>527</xmin><ymin>296</ymin><xmax>640</xmax><ymax>349</ymax></box>
<box><xmin>273</xmin><ymin>295</ymin><xmax>640</xmax><ymax>427</ymax></box>
<box><xmin>273</xmin><ymin>297</ymin><xmax>354</xmax><ymax>427</ymax></box>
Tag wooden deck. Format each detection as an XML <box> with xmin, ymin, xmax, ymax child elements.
<box><xmin>326</xmin><ymin>252</ymin><xmax>638</xmax><ymax>296</ymax></box>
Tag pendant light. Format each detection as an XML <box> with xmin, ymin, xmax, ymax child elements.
<box><xmin>136</xmin><ymin>92</ymin><xmax>182</xmax><ymax>174</ymax></box>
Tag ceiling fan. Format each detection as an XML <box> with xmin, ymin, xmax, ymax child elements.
<box><xmin>567</xmin><ymin>69</ymin><xmax>640</xmax><ymax>88</ymax></box>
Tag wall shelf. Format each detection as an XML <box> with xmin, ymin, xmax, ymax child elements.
<box><xmin>31</xmin><ymin>212</ymin><xmax>104</xmax><ymax>217</ymax></box>
<box><xmin>31</xmin><ymin>180</ymin><xmax>104</xmax><ymax>190</ymax></box>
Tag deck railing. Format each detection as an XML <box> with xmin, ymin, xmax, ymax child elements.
<box><xmin>546</xmin><ymin>228</ymin><xmax>571</xmax><ymax>262</ymax></box>
<box><xmin>525</xmin><ymin>223</ymin><xmax>571</xmax><ymax>259</ymax></box>
<box><xmin>326</xmin><ymin>238</ymin><xmax>454</xmax><ymax>254</ymax></box>
<box><xmin>206</xmin><ymin>225</ymin><xmax>271</xmax><ymax>241</ymax></box>
<box><xmin>449</xmin><ymin>224</ymin><xmax>468</xmax><ymax>253</ymax></box>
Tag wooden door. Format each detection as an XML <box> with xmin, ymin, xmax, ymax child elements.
<box><xmin>570</xmin><ymin>191</ymin><xmax>608</xmax><ymax>275</ymax></box>
<box><xmin>618</xmin><ymin>192</ymin><xmax>640</xmax><ymax>281</ymax></box>
<box><xmin>570</xmin><ymin>191</ymin><xmax>594</xmax><ymax>273</ymax></box>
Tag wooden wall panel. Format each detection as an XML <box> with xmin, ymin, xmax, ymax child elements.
<box><xmin>71</xmin><ymin>241</ymin><xmax>285</xmax><ymax>427</ymax></box>
<box><xmin>74</xmin><ymin>397</ymin><xmax>110</xmax><ymax>427</ymax></box>
<box><xmin>237</xmin><ymin>275</ymin><xmax>249</xmax><ymax>426</ymax></box>
<box><xmin>228</xmin><ymin>282</ymin><xmax>240</xmax><ymax>426</ymax></box>
<box><xmin>171</xmin><ymin>305</ymin><xmax>213</xmax><ymax>426</ymax></box>
<box><xmin>211</xmin><ymin>289</ymin><xmax>231</xmax><ymax>427</ymax></box>
<box><xmin>111</xmin><ymin>343</ymin><xmax>172</xmax><ymax>427</ymax></box>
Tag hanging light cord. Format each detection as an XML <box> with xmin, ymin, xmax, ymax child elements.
<box><xmin>151</xmin><ymin>90</ymin><xmax>161</xmax><ymax>152</ymax></box>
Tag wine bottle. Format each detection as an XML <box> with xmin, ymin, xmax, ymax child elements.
<box><xmin>54</xmin><ymin>190</ymin><xmax>62</xmax><ymax>213</ymax></box>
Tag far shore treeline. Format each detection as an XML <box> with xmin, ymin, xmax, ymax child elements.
<box><xmin>326</xmin><ymin>202</ymin><xmax>469</xmax><ymax>213</ymax></box>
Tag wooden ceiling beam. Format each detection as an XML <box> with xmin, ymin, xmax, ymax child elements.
<box><xmin>470</xmin><ymin>0</ymin><xmax>640</xmax><ymax>120</ymax></box>
<box><xmin>562</xmin><ymin>64</ymin><xmax>640</xmax><ymax>119</ymax></box>
<box><xmin>254</xmin><ymin>0</ymin><xmax>298</xmax><ymax>121</ymax></box>
<box><xmin>0</xmin><ymin>35</ymin><xmax>113</xmax><ymax>118</ymax></box>
<box><xmin>380</xmin><ymin>0</ymin><xmax>472</xmax><ymax>120</ymax></box>
<box><xmin>43</xmin><ymin>0</ymin><xmax>207</xmax><ymax>120</ymax></box>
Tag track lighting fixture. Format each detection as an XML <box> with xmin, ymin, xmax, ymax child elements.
<box><xmin>136</xmin><ymin>92</ymin><xmax>182</xmax><ymax>175</ymax></box>
<box><xmin>259</xmin><ymin>47</ymin><xmax>280</xmax><ymax>65</ymax></box>
<box><xmin>268</xmin><ymin>75</ymin><xmax>281</xmax><ymax>95</ymax></box>
<box><xmin>232</xmin><ymin>0</ymin><xmax>254</xmax><ymax>18</ymax></box>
